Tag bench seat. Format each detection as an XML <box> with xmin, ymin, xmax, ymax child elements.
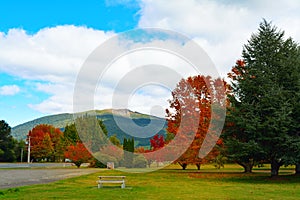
<box><xmin>97</xmin><ymin>176</ymin><xmax>126</xmax><ymax>188</ymax></box>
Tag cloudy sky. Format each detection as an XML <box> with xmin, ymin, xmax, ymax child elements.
<box><xmin>0</xmin><ymin>0</ymin><xmax>299</xmax><ymax>127</ymax></box>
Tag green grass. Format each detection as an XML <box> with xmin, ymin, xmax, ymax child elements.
<box><xmin>0</xmin><ymin>164</ymin><xmax>299</xmax><ymax>200</ymax></box>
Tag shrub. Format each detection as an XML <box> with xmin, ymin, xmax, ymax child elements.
<box><xmin>92</xmin><ymin>152</ymin><xmax>119</xmax><ymax>168</ymax></box>
<box><xmin>133</xmin><ymin>155</ymin><xmax>147</xmax><ymax>168</ymax></box>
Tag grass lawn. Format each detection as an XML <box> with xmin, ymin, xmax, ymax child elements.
<box><xmin>0</xmin><ymin>164</ymin><xmax>299</xmax><ymax>200</ymax></box>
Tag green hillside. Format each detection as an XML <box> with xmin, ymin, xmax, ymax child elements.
<box><xmin>11</xmin><ymin>109</ymin><xmax>167</xmax><ymax>146</ymax></box>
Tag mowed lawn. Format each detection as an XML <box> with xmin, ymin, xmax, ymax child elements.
<box><xmin>0</xmin><ymin>164</ymin><xmax>299</xmax><ymax>200</ymax></box>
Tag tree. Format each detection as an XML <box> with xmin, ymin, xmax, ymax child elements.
<box><xmin>73</xmin><ymin>116</ymin><xmax>108</xmax><ymax>153</ymax></box>
<box><xmin>123</xmin><ymin>138</ymin><xmax>134</xmax><ymax>168</ymax></box>
<box><xmin>143</xmin><ymin>134</ymin><xmax>166</xmax><ymax>166</ymax></box>
<box><xmin>15</xmin><ymin>140</ymin><xmax>27</xmax><ymax>162</ymax></box>
<box><xmin>223</xmin><ymin>60</ymin><xmax>266</xmax><ymax>173</ymax></box>
<box><xmin>150</xmin><ymin>134</ymin><xmax>165</xmax><ymax>150</ymax></box>
<box><xmin>224</xmin><ymin>20</ymin><xmax>300</xmax><ymax>176</ymax></box>
<box><xmin>28</xmin><ymin>124</ymin><xmax>64</xmax><ymax>162</ymax></box>
<box><xmin>63</xmin><ymin>123</ymin><xmax>81</xmax><ymax>145</ymax></box>
<box><xmin>64</xmin><ymin>142</ymin><xmax>93</xmax><ymax>168</ymax></box>
<box><xmin>166</xmin><ymin>75</ymin><xmax>226</xmax><ymax>170</ymax></box>
<box><xmin>0</xmin><ymin>120</ymin><xmax>17</xmax><ymax>162</ymax></box>
<box><xmin>109</xmin><ymin>134</ymin><xmax>121</xmax><ymax>147</ymax></box>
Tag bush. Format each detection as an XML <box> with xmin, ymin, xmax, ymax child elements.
<box><xmin>92</xmin><ymin>152</ymin><xmax>119</xmax><ymax>168</ymax></box>
<box><xmin>90</xmin><ymin>159</ymin><xmax>106</xmax><ymax>168</ymax></box>
<box><xmin>133</xmin><ymin>155</ymin><xmax>147</xmax><ymax>168</ymax></box>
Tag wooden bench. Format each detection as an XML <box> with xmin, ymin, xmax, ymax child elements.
<box><xmin>97</xmin><ymin>176</ymin><xmax>126</xmax><ymax>189</ymax></box>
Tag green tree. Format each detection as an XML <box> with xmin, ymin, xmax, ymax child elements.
<box><xmin>0</xmin><ymin>120</ymin><xmax>17</xmax><ymax>162</ymax></box>
<box><xmin>109</xmin><ymin>134</ymin><xmax>121</xmax><ymax>146</ymax></box>
<box><xmin>15</xmin><ymin>140</ymin><xmax>27</xmax><ymax>162</ymax></box>
<box><xmin>63</xmin><ymin>123</ymin><xmax>81</xmax><ymax>145</ymax></box>
<box><xmin>223</xmin><ymin>60</ymin><xmax>266</xmax><ymax>173</ymax></box>
<box><xmin>123</xmin><ymin>138</ymin><xmax>134</xmax><ymax>168</ymax></box>
<box><xmin>224</xmin><ymin>20</ymin><xmax>300</xmax><ymax>176</ymax></box>
<box><xmin>74</xmin><ymin>116</ymin><xmax>108</xmax><ymax>153</ymax></box>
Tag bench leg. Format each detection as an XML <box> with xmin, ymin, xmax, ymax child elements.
<box><xmin>121</xmin><ymin>182</ymin><xmax>125</xmax><ymax>189</ymax></box>
<box><xmin>98</xmin><ymin>182</ymin><xmax>102</xmax><ymax>189</ymax></box>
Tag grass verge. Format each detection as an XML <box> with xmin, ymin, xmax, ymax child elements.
<box><xmin>0</xmin><ymin>164</ymin><xmax>299</xmax><ymax>200</ymax></box>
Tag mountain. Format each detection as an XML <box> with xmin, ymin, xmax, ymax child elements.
<box><xmin>11</xmin><ymin>109</ymin><xmax>167</xmax><ymax>146</ymax></box>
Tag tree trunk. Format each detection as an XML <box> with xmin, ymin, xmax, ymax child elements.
<box><xmin>179</xmin><ymin>162</ymin><xmax>187</xmax><ymax>170</ymax></box>
<box><xmin>295</xmin><ymin>164</ymin><xmax>300</xmax><ymax>175</ymax></box>
<box><xmin>244</xmin><ymin>164</ymin><xmax>253</xmax><ymax>173</ymax></box>
<box><xmin>196</xmin><ymin>163</ymin><xmax>201</xmax><ymax>170</ymax></box>
<box><xmin>237</xmin><ymin>161</ymin><xmax>253</xmax><ymax>173</ymax></box>
<box><xmin>75</xmin><ymin>161</ymin><xmax>82</xmax><ymax>168</ymax></box>
<box><xmin>271</xmin><ymin>160</ymin><xmax>280</xmax><ymax>177</ymax></box>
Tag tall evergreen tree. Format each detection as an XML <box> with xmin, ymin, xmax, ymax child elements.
<box><xmin>224</xmin><ymin>20</ymin><xmax>300</xmax><ymax>176</ymax></box>
<box><xmin>74</xmin><ymin>116</ymin><xmax>108</xmax><ymax>153</ymax></box>
<box><xmin>0</xmin><ymin>120</ymin><xmax>17</xmax><ymax>162</ymax></box>
<box><xmin>64</xmin><ymin>123</ymin><xmax>81</xmax><ymax>145</ymax></box>
<box><xmin>123</xmin><ymin>138</ymin><xmax>134</xmax><ymax>168</ymax></box>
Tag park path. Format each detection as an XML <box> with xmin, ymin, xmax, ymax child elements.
<box><xmin>0</xmin><ymin>168</ymin><xmax>100</xmax><ymax>189</ymax></box>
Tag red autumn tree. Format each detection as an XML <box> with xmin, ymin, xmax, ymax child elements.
<box><xmin>28</xmin><ymin>124</ymin><xmax>64</xmax><ymax>162</ymax></box>
<box><xmin>142</xmin><ymin>134</ymin><xmax>165</xmax><ymax>166</ymax></box>
<box><xmin>166</xmin><ymin>75</ymin><xmax>227</xmax><ymax>170</ymax></box>
<box><xmin>64</xmin><ymin>142</ymin><xmax>93</xmax><ymax>168</ymax></box>
<box><xmin>150</xmin><ymin>134</ymin><xmax>165</xmax><ymax>150</ymax></box>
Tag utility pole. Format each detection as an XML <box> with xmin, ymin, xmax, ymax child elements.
<box><xmin>20</xmin><ymin>148</ymin><xmax>23</xmax><ymax>163</ymax></box>
<box><xmin>27</xmin><ymin>136</ymin><xmax>31</xmax><ymax>163</ymax></box>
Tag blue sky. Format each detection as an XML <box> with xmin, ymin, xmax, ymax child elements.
<box><xmin>0</xmin><ymin>0</ymin><xmax>141</xmax><ymax>126</ymax></box>
<box><xmin>1</xmin><ymin>0</ymin><xmax>299</xmax><ymax>127</ymax></box>
<box><xmin>0</xmin><ymin>0</ymin><xmax>140</xmax><ymax>33</ymax></box>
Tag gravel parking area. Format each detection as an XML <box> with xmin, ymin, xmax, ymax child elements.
<box><xmin>0</xmin><ymin>168</ymin><xmax>99</xmax><ymax>189</ymax></box>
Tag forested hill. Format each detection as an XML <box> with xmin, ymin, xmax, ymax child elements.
<box><xmin>11</xmin><ymin>109</ymin><xmax>167</xmax><ymax>146</ymax></box>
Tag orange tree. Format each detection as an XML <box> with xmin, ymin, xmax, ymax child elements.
<box><xmin>28</xmin><ymin>124</ymin><xmax>64</xmax><ymax>162</ymax></box>
<box><xmin>64</xmin><ymin>142</ymin><xmax>93</xmax><ymax>168</ymax></box>
<box><xmin>166</xmin><ymin>75</ymin><xmax>227</xmax><ymax>170</ymax></box>
<box><xmin>144</xmin><ymin>134</ymin><xmax>166</xmax><ymax>165</ymax></box>
<box><xmin>150</xmin><ymin>134</ymin><xmax>165</xmax><ymax>150</ymax></box>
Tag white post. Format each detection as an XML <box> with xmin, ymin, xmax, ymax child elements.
<box><xmin>27</xmin><ymin>136</ymin><xmax>31</xmax><ymax>163</ymax></box>
<box><xmin>20</xmin><ymin>148</ymin><xmax>23</xmax><ymax>163</ymax></box>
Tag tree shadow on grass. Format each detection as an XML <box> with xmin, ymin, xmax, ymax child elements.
<box><xmin>186</xmin><ymin>171</ymin><xmax>300</xmax><ymax>184</ymax></box>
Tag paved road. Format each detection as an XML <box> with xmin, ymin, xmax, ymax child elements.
<box><xmin>0</xmin><ymin>163</ymin><xmax>74</xmax><ymax>168</ymax></box>
<box><xmin>0</xmin><ymin>168</ymin><xmax>100</xmax><ymax>189</ymax></box>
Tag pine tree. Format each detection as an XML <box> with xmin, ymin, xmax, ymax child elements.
<box><xmin>123</xmin><ymin>138</ymin><xmax>134</xmax><ymax>168</ymax></box>
<box><xmin>0</xmin><ymin>120</ymin><xmax>17</xmax><ymax>162</ymax></box>
<box><xmin>224</xmin><ymin>19</ymin><xmax>300</xmax><ymax>176</ymax></box>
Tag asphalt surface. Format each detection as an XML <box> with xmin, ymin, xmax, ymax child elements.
<box><xmin>0</xmin><ymin>168</ymin><xmax>100</xmax><ymax>189</ymax></box>
<box><xmin>0</xmin><ymin>163</ymin><xmax>73</xmax><ymax>169</ymax></box>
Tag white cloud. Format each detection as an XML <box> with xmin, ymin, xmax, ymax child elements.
<box><xmin>0</xmin><ymin>26</ymin><xmax>114</xmax><ymax>82</ymax></box>
<box><xmin>75</xmin><ymin>36</ymin><xmax>205</xmax><ymax>114</ymax></box>
<box><xmin>0</xmin><ymin>85</ymin><xmax>20</xmax><ymax>95</ymax></box>
<box><xmin>28</xmin><ymin>82</ymin><xmax>74</xmax><ymax>114</ymax></box>
<box><xmin>2</xmin><ymin>0</ymin><xmax>300</xmax><ymax>117</ymax></box>
<box><xmin>138</xmin><ymin>0</ymin><xmax>300</xmax><ymax>77</ymax></box>
<box><xmin>0</xmin><ymin>26</ymin><xmax>115</xmax><ymax>114</ymax></box>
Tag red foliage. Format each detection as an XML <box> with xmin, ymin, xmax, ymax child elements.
<box><xmin>150</xmin><ymin>134</ymin><xmax>165</xmax><ymax>150</ymax></box>
<box><xmin>227</xmin><ymin>59</ymin><xmax>248</xmax><ymax>81</ymax></box>
<box><xmin>236</xmin><ymin>59</ymin><xmax>245</xmax><ymax>67</ymax></box>
<box><xmin>28</xmin><ymin>124</ymin><xmax>64</xmax><ymax>161</ymax></box>
<box><xmin>166</xmin><ymin>75</ymin><xmax>227</xmax><ymax>169</ymax></box>
<box><xmin>64</xmin><ymin>142</ymin><xmax>93</xmax><ymax>168</ymax></box>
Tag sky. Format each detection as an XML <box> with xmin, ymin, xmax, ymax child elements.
<box><xmin>0</xmin><ymin>0</ymin><xmax>300</xmax><ymax>127</ymax></box>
